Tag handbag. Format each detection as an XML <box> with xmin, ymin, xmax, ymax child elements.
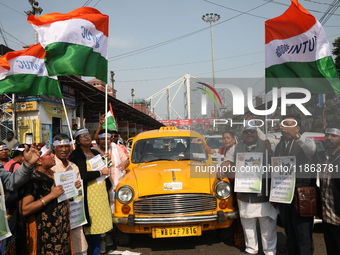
<box><xmin>293</xmin><ymin>186</ymin><xmax>321</xmax><ymax>217</ymax></box>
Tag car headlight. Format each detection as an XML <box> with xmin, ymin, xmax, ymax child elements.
<box><xmin>117</xmin><ymin>185</ymin><xmax>134</xmax><ymax>204</ymax></box>
<box><xmin>215</xmin><ymin>181</ymin><xmax>231</xmax><ymax>199</ymax></box>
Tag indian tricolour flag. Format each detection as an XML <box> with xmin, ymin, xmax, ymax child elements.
<box><xmin>102</xmin><ymin>103</ymin><xmax>117</xmax><ymax>131</ymax></box>
<box><xmin>27</xmin><ymin>7</ymin><xmax>108</xmax><ymax>83</ymax></box>
<box><xmin>265</xmin><ymin>0</ymin><xmax>340</xmax><ymax>94</ymax></box>
<box><xmin>0</xmin><ymin>44</ymin><xmax>62</xmax><ymax>98</ymax></box>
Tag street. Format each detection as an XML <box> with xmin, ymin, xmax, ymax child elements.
<box><xmin>106</xmin><ymin>224</ymin><xmax>326</xmax><ymax>255</ymax></box>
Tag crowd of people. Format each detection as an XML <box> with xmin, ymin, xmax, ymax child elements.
<box><xmin>0</xmin><ymin>112</ymin><xmax>338</xmax><ymax>255</ymax></box>
<box><xmin>0</xmin><ymin>116</ymin><xmax>129</xmax><ymax>255</ymax></box>
<box><xmin>201</xmin><ymin>114</ymin><xmax>340</xmax><ymax>255</ymax></box>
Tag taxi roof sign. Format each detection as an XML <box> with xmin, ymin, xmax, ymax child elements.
<box><xmin>159</xmin><ymin>126</ymin><xmax>178</xmax><ymax>131</ymax></box>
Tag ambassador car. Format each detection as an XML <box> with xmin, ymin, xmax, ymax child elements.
<box><xmin>112</xmin><ymin>127</ymin><xmax>238</xmax><ymax>245</ymax></box>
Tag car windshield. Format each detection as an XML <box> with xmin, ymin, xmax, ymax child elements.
<box><xmin>131</xmin><ymin>136</ymin><xmax>208</xmax><ymax>163</ymax></box>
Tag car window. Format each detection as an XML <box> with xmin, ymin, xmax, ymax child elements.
<box><xmin>127</xmin><ymin>138</ymin><xmax>134</xmax><ymax>149</ymax></box>
<box><xmin>206</xmin><ymin>137</ymin><xmax>224</xmax><ymax>149</ymax></box>
<box><xmin>131</xmin><ymin>136</ymin><xmax>208</xmax><ymax>163</ymax></box>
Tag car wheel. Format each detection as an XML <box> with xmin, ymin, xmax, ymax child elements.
<box><xmin>216</xmin><ymin>222</ymin><xmax>234</xmax><ymax>240</ymax></box>
<box><xmin>116</xmin><ymin>228</ymin><xmax>131</xmax><ymax>246</ymax></box>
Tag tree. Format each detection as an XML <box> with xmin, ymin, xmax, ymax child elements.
<box><xmin>332</xmin><ymin>37</ymin><xmax>340</xmax><ymax>72</ymax></box>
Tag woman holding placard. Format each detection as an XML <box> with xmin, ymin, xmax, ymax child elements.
<box><xmin>69</xmin><ymin>129</ymin><xmax>112</xmax><ymax>255</ymax></box>
<box><xmin>19</xmin><ymin>146</ymin><xmax>71</xmax><ymax>254</ymax></box>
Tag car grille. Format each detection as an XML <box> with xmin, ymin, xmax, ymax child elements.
<box><xmin>133</xmin><ymin>194</ymin><xmax>217</xmax><ymax>215</ymax></box>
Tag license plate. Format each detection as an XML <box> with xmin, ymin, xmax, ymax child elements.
<box><xmin>152</xmin><ymin>225</ymin><xmax>201</xmax><ymax>238</ymax></box>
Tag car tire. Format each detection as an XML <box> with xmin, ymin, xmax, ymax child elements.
<box><xmin>116</xmin><ymin>228</ymin><xmax>131</xmax><ymax>246</ymax></box>
<box><xmin>216</xmin><ymin>222</ymin><xmax>234</xmax><ymax>240</ymax></box>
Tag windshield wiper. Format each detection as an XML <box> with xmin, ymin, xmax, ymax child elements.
<box><xmin>176</xmin><ymin>157</ymin><xmax>191</xmax><ymax>161</ymax></box>
<box><xmin>143</xmin><ymin>158</ymin><xmax>174</xmax><ymax>163</ymax></box>
<box><xmin>178</xmin><ymin>158</ymin><xmax>207</xmax><ymax>162</ymax></box>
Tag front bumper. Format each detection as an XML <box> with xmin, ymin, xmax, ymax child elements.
<box><xmin>113</xmin><ymin>210</ymin><xmax>239</xmax><ymax>226</ymax></box>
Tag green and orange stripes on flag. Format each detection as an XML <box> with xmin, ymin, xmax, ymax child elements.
<box><xmin>28</xmin><ymin>7</ymin><xmax>109</xmax><ymax>83</ymax></box>
<box><xmin>0</xmin><ymin>44</ymin><xmax>62</xmax><ymax>98</ymax></box>
<box><xmin>265</xmin><ymin>0</ymin><xmax>340</xmax><ymax>94</ymax></box>
<box><xmin>102</xmin><ymin>103</ymin><xmax>117</xmax><ymax>131</ymax></box>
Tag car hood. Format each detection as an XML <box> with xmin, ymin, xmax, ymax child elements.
<box><xmin>132</xmin><ymin>161</ymin><xmax>212</xmax><ymax>197</ymax></box>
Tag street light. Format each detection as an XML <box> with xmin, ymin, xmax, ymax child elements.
<box><xmin>25</xmin><ymin>1</ymin><xmax>43</xmax><ymax>44</ymax></box>
<box><xmin>24</xmin><ymin>0</ymin><xmax>43</xmax><ymax>16</ymax></box>
<box><xmin>202</xmin><ymin>13</ymin><xmax>220</xmax><ymax>118</ymax></box>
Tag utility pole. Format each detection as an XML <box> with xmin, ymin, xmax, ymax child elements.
<box><xmin>202</xmin><ymin>13</ymin><xmax>220</xmax><ymax>118</ymax></box>
<box><xmin>110</xmin><ymin>71</ymin><xmax>115</xmax><ymax>90</ymax></box>
<box><xmin>131</xmin><ymin>89</ymin><xmax>135</xmax><ymax>108</ymax></box>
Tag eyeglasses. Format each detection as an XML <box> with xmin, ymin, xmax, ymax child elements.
<box><xmin>242</xmin><ymin>130</ymin><xmax>256</xmax><ymax>134</ymax></box>
<box><xmin>113</xmin><ymin>134</ymin><xmax>119</xmax><ymax>137</ymax></box>
<box><xmin>79</xmin><ymin>134</ymin><xmax>91</xmax><ymax>138</ymax></box>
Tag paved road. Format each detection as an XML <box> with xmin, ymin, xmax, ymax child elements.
<box><xmin>104</xmin><ymin>223</ymin><xmax>326</xmax><ymax>254</ymax></box>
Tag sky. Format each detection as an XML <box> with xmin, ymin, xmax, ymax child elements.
<box><xmin>0</xmin><ymin>0</ymin><xmax>339</xmax><ymax>120</ymax></box>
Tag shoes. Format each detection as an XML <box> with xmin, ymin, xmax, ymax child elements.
<box><xmin>105</xmin><ymin>234</ymin><xmax>114</xmax><ymax>246</ymax></box>
<box><xmin>240</xmin><ymin>251</ymin><xmax>258</xmax><ymax>255</ymax></box>
<box><xmin>100</xmin><ymin>240</ymin><xmax>106</xmax><ymax>254</ymax></box>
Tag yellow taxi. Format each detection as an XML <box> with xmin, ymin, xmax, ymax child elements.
<box><xmin>112</xmin><ymin>127</ymin><xmax>238</xmax><ymax>245</ymax></box>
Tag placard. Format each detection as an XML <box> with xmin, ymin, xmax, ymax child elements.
<box><xmin>70</xmin><ymin>180</ymin><xmax>88</xmax><ymax>229</ymax></box>
<box><xmin>234</xmin><ymin>152</ymin><xmax>263</xmax><ymax>193</ymax></box>
<box><xmin>0</xmin><ymin>180</ymin><xmax>11</xmax><ymax>241</ymax></box>
<box><xmin>269</xmin><ymin>156</ymin><xmax>296</xmax><ymax>204</ymax></box>
<box><xmin>54</xmin><ymin>170</ymin><xmax>77</xmax><ymax>203</ymax></box>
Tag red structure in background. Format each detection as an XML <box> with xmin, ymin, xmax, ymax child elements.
<box><xmin>160</xmin><ymin>119</ymin><xmax>214</xmax><ymax>130</ymax></box>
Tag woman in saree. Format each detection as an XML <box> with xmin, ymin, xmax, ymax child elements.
<box><xmin>19</xmin><ymin>146</ymin><xmax>72</xmax><ymax>255</ymax></box>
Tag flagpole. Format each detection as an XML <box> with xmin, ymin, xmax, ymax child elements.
<box><xmin>265</xmin><ymin>92</ymin><xmax>269</xmax><ymax>197</ymax></box>
<box><xmin>105</xmin><ymin>83</ymin><xmax>108</xmax><ymax>166</ymax></box>
<box><xmin>61</xmin><ymin>97</ymin><xmax>75</xmax><ymax>149</ymax></box>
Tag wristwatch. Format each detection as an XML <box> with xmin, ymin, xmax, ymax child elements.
<box><xmin>294</xmin><ymin>133</ymin><xmax>301</xmax><ymax>140</ymax></box>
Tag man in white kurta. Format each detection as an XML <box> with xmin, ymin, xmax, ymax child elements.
<box><xmin>222</xmin><ymin>125</ymin><xmax>277</xmax><ymax>255</ymax></box>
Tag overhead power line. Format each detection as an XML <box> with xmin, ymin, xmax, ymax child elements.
<box><xmin>83</xmin><ymin>0</ymin><xmax>93</xmax><ymax>7</ymax></box>
<box><xmin>263</xmin><ymin>0</ymin><xmax>340</xmax><ymax>16</ymax></box>
<box><xmin>109</xmin><ymin>1</ymin><xmax>274</xmax><ymax>62</ymax></box>
<box><xmin>0</xmin><ymin>2</ymin><xmax>26</xmax><ymax>16</ymax></box>
<box><xmin>303</xmin><ymin>0</ymin><xmax>339</xmax><ymax>6</ymax></box>
<box><xmin>203</xmin><ymin>0</ymin><xmax>270</xmax><ymax>19</ymax></box>
<box><xmin>319</xmin><ymin>0</ymin><xmax>340</xmax><ymax>25</ymax></box>
<box><xmin>116</xmin><ymin>61</ymin><xmax>264</xmax><ymax>83</ymax></box>
<box><xmin>115</xmin><ymin>51</ymin><xmax>263</xmax><ymax>72</ymax></box>
<box><xmin>2</xmin><ymin>29</ymin><xmax>27</xmax><ymax>46</ymax></box>
<box><xmin>0</xmin><ymin>21</ymin><xmax>8</xmax><ymax>46</ymax></box>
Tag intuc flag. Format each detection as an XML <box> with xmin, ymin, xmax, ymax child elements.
<box><xmin>265</xmin><ymin>0</ymin><xmax>340</xmax><ymax>94</ymax></box>
<box><xmin>102</xmin><ymin>103</ymin><xmax>117</xmax><ymax>131</ymax></box>
<box><xmin>0</xmin><ymin>44</ymin><xmax>62</xmax><ymax>98</ymax></box>
<box><xmin>27</xmin><ymin>7</ymin><xmax>109</xmax><ymax>83</ymax></box>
